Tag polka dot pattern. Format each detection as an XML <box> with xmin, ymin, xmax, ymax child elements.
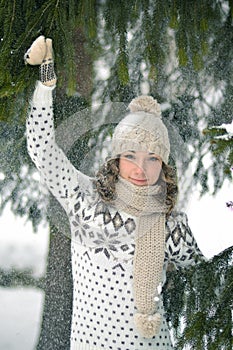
<box><xmin>26</xmin><ymin>82</ymin><xmax>94</xmax><ymax>214</ymax></box>
<box><xmin>70</xmin><ymin>245</ymin><xmax>173</xmax><ymax>350</ymax></box>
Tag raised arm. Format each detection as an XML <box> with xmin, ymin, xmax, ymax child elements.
<box><xmin>25</xmin><ymin>36</ymin><xmax>91</xmax><ymax>213</ymax></box>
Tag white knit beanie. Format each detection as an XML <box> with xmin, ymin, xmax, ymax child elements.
<box><xmin>112</xmin><ymin>95</ymin><xmax>170</xmax><ymax>163</ymax></box>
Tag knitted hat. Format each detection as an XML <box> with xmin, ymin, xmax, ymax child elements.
<box><xmin>112</xmin><ymin>96</ymin><xmax>170</xmax><ymax>163</ymax></box>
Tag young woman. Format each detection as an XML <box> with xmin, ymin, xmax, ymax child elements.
<box><xmin>25</xmin><ymin>36</ymin><xmax>205</xmax><ymax>350</ymax></box>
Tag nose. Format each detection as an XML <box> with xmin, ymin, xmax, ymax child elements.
<box><xmin>134</xmin><ymin>160</ymin><xmax>146</xmax><ymax>175</ymax></box>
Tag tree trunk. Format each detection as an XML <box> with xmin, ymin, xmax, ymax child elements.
<box><xmin>36</xmin><ymin>198</ymin><xmax>72</xmax><ymax>350</ymax></box>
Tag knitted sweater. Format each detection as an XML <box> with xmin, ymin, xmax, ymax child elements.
<box><xmin>27</xmin><ymin>81</ymin><xmax>204</xmax><ymax>350</ymax></box>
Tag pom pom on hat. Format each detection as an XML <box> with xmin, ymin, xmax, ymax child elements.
<box><xmin>128</xmin><ymin>95</ymin><xmax>161</xmax><ymax>118</ymax></box>
<box><xmin>134</xmin><ymin>312</ymin><xmax>162</xmax><ymax>338</ymax></box>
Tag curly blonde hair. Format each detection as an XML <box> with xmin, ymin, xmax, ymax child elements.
<box><xmin>94</xmin><ymin>158</ymin><xmax>178</xmax><ymax>214</ymax></box>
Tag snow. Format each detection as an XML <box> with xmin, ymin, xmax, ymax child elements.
<box><xmin>0</xmin><ymin>206</ymin><xmax>48</xmax><ymax>349</ymax></box>
<box><xmin>218</xmin><ymin>120</ymin><xmax>233</xmax><ymax>134</ymax></box>
<box><xmin>0</xmin><ymin>207</ymin><xmax>48</xmax><ymax>277</ymax></box>
<box><xmin>0</xmin><ymin>287</ymin><xmax>44</xmax><ymax>350</ymax></box>
<box><xmin>213</xmin><ymin>119</ymin><xmax>233</xmax><ymax>140</ymax></box>
<box><xmin>187</xmin><ymin>181</ymin><xmax>233</xmax><ymax>258</ymax></box>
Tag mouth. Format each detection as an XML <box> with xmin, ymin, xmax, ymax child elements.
<box><xmin>129</xmin><ymin>178</ymin><xmax>148</xmax><ymax>186</ymax></box>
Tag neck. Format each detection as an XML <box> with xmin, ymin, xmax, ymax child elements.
<box><xmin>113</xmin><ymin>177</ymin><xmax>168</xmax><ymax>217</ymax></box>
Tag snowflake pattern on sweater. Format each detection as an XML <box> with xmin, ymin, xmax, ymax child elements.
<box><xmin>26</xmin><ymin>81</ymin><xmax>204</xmax><ymax>350</ymax></box>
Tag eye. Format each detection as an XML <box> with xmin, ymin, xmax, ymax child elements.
<box><xmin>122</xmin><ymin>153</ymin><xmax>135</xmax><ymax>160</ymax></box>
<box><xmin>148</xmin><ymin>156</ymin><xmax>159</xmax><ymax>161</ymax></box>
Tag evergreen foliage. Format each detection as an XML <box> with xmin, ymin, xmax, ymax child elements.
<box><xmin>164</xmin><ymin>246</ymin><xmax>233</xmax><ymax>349</ymax></box>
<box><xmin>203</xmin><ymin>124</ymin><xmax>233</xmax><ymax>177</ymax></box>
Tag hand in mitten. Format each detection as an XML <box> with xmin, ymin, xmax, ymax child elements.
<box><xmin>39</xmin><ymin>38</ymin><xmax>57</xmax><ymax>86</ymax></box>
<box><xmin>25</xmin><ymin>36</ymin><xmax>57</xmax><ymax>87</ymax></box>
<box><xmin>24</xmin><ymin>35</ymin><xmax>47</xmax><ymax>65</ymax></box>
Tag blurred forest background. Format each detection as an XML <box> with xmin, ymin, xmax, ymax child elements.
<box><xmin>0</xmin><ymin>0</ymin><xmax>232</xmax><ymax>349</ymax></box>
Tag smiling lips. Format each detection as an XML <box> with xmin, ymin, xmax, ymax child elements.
<box><xmin>130</xmin><ymin>178</ymin><xmax>148</xmax><ymax>185</ymax></box>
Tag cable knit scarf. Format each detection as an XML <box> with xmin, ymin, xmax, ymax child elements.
<box><xmin>114</xmin><ymin>177</ymin><xmax>169</xmax><ymax>338</ymax></box>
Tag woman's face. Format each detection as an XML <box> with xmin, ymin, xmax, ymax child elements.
<box><xmin>119</xmin><ymin>150</ymin><xmax>162</xmax><ymax>186</ymax></box>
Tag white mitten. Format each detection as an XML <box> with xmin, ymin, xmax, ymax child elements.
<box><xmin>39</xmin><ymin>38</ymin><xmax>57</xmax><ymax>86</ymax></box>
<box><xmin>24</xmin><ymin>35</ymin><xmax>47</xmax><ymax>65</ymax></box>
<box><xmin>24</xmin><ymin>36</ymin><xmax>57</xmax><ymax>86</ymax></box>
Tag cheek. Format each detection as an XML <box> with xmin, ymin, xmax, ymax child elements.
<box><xmin>155</xmin><ymin>164</ymin><xmax>162</xmax><ymax>176</ymax></box>
<box><xmin>119</xmin><ymin>159</ymin><xmax>136</xmax><ymax>177</ymax></box>
<box><xmin>119</xmin><ymin>159</ymin><xmax>128</xmax><ymax>176</ymax></box>
<box><xmin>157</xmin><ymin>163</ymin><xmax>162</xmax><ymax>174</ymax></box>
<box><xmin>149</xmin><ymin>163</ymin><xmax>162</xmax><ymax>181</ymax></box>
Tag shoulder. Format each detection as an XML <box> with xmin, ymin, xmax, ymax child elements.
<box><xmin>70</xmin><ymin>176</ymin><xmax>99</xmax><ymax>204</ymax></box>
<box><xmin>166</xmin><ymin>211</ymin><xmax>191</xmax><ymax>240</ymax></box>
<box><xmin>165</xmin><ymin>211</ymin><xmax>190</xmax><ymax>246</ymax></box>
<box><xmin>166</xmin><ymin>211</ymin><xmax>189</xmax><ymax>228</ymax></box>
<box><xmin>165</xmin><ymin>211</ymin><xmax>204</xmax><ymax>266</ymax></box>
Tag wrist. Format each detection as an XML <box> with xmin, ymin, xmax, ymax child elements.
<box><xmin>39</xmin><ymin>59</ymin><xmax>57</xmax><ymax>87</ymax></box>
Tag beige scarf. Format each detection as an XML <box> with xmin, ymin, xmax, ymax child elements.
<box><xmin>114</xmin><ymin>177</ymin><xmax>168</xmax><ymax>338</ymax></box>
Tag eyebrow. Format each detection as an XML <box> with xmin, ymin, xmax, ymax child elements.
<box><xmin>125</xmin><ymin>150</ymin><xmax>158</xmax><ymax>156</ymax></box>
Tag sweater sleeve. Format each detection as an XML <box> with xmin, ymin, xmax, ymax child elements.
<box><xmin>165</xmin><ymin>212</ymin><xmax>207</xmax><ymax>268</ymax></box>
<box><xmin>26</xmin><ymin>81</ymin><xmax>91</xmax><ymax>213</ymax></box>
